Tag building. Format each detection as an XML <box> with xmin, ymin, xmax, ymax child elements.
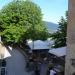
<box><xmin>65</xmin><ymin>0</ymin><xmax>75</xmax><ymax>75</ymax></box>
<box><xmin>49</xmin><ymin>47</ymin><xmax>66</xmax><ymax>57</ymax></box>
<box><xmin>27</xmin><ymin>39</ymin><xmax>54</xmax><ymax>63</ymax></box>
<box><xmin>27</xmin><ymin>40</ymin><xmax>49</xmax><ymax>51</ymax></box>
<box><xmin>0</xmin><ymin>40</ymin><xmax>11</xmax><ymax>75</ymax></box>
<box><xmin>49</xmin><ymin>47</ymin><xmax>66</xmax><ymax>64</ymax></box>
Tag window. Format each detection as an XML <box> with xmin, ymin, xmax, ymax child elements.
<box><xmin>1</xmin><ymin>60</ymin><xmax>6</xmax><ymax>67</ymax></box>
<box><xmin>71</xmin><ymin>59</ymin><xmax>75</xmax><ymax>67</ymax></box>
<box><xmin>1</xmin><ymin>67</ymin><xmax>6</xmax><ymax>75</ymax></box>
<box><xmin>0</xmin><ymin>60</ymin><xmax>6</xmax><ymax>75</ymax></box>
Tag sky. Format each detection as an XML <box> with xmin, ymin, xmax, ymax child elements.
<box><xmin>0</xmin><ymin>0</ymin><xmax>68</xmax><ymax>24</ymax></box>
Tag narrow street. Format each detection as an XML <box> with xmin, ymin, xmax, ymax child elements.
<box><xmin>6</xmin><ymin>47</ymin><xmax>31</xmax><ymax>75</ymax></box>
<box><xmin>40</xmin><ymin>63</ymin><xmax>48</xmax><ymax>75</ymax></box>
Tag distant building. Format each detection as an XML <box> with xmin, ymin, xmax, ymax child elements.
<box><xmin>49</xmin><ymin>47</ymin><xmax>66</xmax><ymax>57</ymax></box>
<box><xmin>27</xmin><ymin>39</ymin><xmax>54</xmax><ymax>52</ymax></box>
<box><xmin>27</xmin><ymin>40</ymin><xmax>49</xmax><ymax>50</ymax></box>
<box><xmin>27</xmin><ymin>39</ymin><xmax>54</xmax><ymax>62</ymax></box>
<box><xmin>48</xmin><ymin>47</ymin><xmax>66</xmax><ymax>66</ymax></box>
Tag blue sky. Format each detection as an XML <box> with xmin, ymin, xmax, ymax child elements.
<box><xmin>0</xmin><ymin>0</ymin><xmax>68</xmax><ymax>24</ymax></box>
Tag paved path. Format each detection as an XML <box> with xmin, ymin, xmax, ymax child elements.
<box><xmin>40</xmin><ymin>63</ymin><xmax>48</xmax><ymax>75</ymax></box>
<box><xmin>6</xmin><ymin>48</ymin><xmax>31</xmax><ymax>75</ymax></box>
<box><xmin>5</xmin><ymin>47</ymin><xmax>48</xmax><ymax>75</ymax></box>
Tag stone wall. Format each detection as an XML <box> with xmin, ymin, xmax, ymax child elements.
<box><xmin>65</xmin><ymin>0</ymin><xmax>75</xmax><ymax>75</ymax></box>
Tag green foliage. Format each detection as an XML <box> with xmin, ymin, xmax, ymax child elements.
<box><xmin>0</xmin><ymin>0</ymin><xmax>48</xmax><ymax>45</ymax></box>
<box><xmin>51</xmin><ymin>11</ymin><xmax>67</xmax><ymax>48</ymax></box>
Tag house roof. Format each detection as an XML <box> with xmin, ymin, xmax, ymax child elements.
<box><xmin>27</xmin><ymin>40</ymin><xmax>49</xmax><ymax>50</ymax></box>
<box><xmin>49</xmin><ymin>47</ymin><xmax>66</xmax><ymax>57</ymax></box>
<box><xmin>45</xmin><ymin>39</ymin><xmax>54</xmax><ymax>46</ymax></box>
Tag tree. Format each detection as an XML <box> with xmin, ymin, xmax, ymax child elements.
<box><xmin>0</xmin><ymin>0</ymin><xmax>48</xmax><ymax>45</ymax></box>
<box><xmin>51</xmin><ymin>11</ymin><xmax>67</xmax><ymax>48</ymax></box>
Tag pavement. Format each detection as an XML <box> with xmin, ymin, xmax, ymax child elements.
<box><xmin>6</xmin><ymin>47</ymin><xmax>32</xmax><ymax>75</ymax></box>
<box><xmin>5</xmin><ymin>47</ymin><xmax>48</xmax><ymax>75</ymax></box>
<box><xmin>40</xmin><ymin>63</ymin><xmax>48</xmax><ymax>75</ymax></box>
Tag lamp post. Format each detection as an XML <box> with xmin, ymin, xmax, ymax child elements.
<box><xmin>32</xmin><ymin>14</ymin><xmax>34</xmax><ymax>51</ymax></box>
<box><xmin>32</xmin><ymin>13</ymin><xmax>40</xmax><ymax>75</ymax></box>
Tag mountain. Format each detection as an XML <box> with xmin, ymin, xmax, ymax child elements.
<box><xmin>44</xmin><ymin>21</ymin><xmax>59</xmax><ymax>33</ymax></box>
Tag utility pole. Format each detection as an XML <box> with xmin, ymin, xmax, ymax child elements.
<box><xmin>32</xmin><ymin>10</ymin><xmax>40</xmax><ymax>75</ymax></box>
<box><xmin>32</xmin><ymin>14</ymin><xmax>34</xmax><ymax>51</ymax></box>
